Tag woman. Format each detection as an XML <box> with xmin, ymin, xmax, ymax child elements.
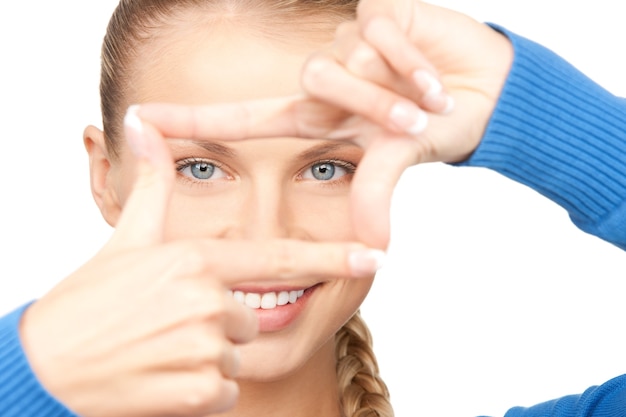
<box><xmin>1</xmin><ymin>1</ymin><xmax>625</xmax><ymax>417</ymax></box>
<box><xmin>135</xmin><ymin>1</ymin><xmax>626</xmax><ymax>417</ymax></box>
<box><xmin>2</xmin><ymin>1</ymin><xmax>391</xmax><ymax>416</ymax></box>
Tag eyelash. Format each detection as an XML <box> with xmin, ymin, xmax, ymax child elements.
<box><xmin>299</xmin><ymin>159</ymin><xmax>357</xmax><ymax>183</ymax></box>
<box><xmin>175</xmin><ymin>157</ymin><xmax>229</xmax><ymax>184</ymax></box>
<box><xmin>174</xmin><ymin>157</ymin><xmax>357</xmax><ymax>184</ymax></box>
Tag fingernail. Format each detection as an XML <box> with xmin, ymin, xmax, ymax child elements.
<box><xmin>442</xmin><ymin>95</ymin><xmax>455</xmax><ymax>114</ymax></box>
<box><xmin>124</xmin><ymin>104</ymin><xmax>148</xmax><ymax>158</ymax></box>
<box><xmin>413</xmin><ymin>70</ymin><xmax>455</xmax><ymax>115</ymax></box>
<box><xmin>389</xmin><ymin>102</ymin><xmax>428</xmax><ymax>135</ymax></box>
<box><xmin>349</xmin><ymin>249</ymin><xmax>386</xmax><ymax>278</ymax></box>
<box><xmin>412</xmin><ymin>69</ymin><xmax>442</xmax><ymax>101</ymax></box>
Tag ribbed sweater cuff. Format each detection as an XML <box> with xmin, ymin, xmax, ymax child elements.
<box><xmin>463</xmin><ymin>25</ymin><xmax>626</xmax><ymax>250</ymax></box>
<box><xmin>503</xmin><ymin>373</ymin><xmax>626</xmax><ymax>417</ymax></box>
<box><xmin>0</xmin><ymin>303</ymin><xmax>78</xmax><ymax>417</ymax></box>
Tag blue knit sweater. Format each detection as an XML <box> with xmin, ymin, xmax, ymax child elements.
<box><xmin>1</xmin><ymin>28</ymin><xmax>625</xmax><ymax>417</ymax></box>
<box><xmin>464</xmin><ymin>25</ymin><xmax>626</xmax><ymax>252</ymax></box>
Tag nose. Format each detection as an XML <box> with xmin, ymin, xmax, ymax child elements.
<box><xmin>224</xmin><ymin>177</ymin><xmax>309</xmax><ymax>241</ymax></box>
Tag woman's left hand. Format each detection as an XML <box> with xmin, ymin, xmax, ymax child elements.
<box><xmin>133</xmin><ymin>0</ymin><xmax>513</xmax><ymax>249</ymax></box>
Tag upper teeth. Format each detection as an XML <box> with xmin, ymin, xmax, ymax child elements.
<box><xmin>229</xmin><ymin>290</ymin><xmax>305</xmax><ymax>309</ymax></box>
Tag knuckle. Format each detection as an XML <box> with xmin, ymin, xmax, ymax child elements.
<box><xmin>371</xmin><ymin>89</ymin><xmax>397</xmax><ymax>121</ymax></box>
<box><xmin>189</xmin><ymin>287</ymin><xmax>226</xmax><ymax>320</ymax></box>
<box><xmin>301</xmin><ymin>53</ymin><xmax>335</xmax><ymax>92</ymax></box>
<box><xmin>178</xmin><ymin>373</ymin><xmax>224</xmax><ymax>416</ymax></box>
<box><xmin>179</xmin><ymin>328</ymin><xmax>229</xmax><ymax>370</ymax></box>
<box><xmin>170</xmin><ymin>278</ymin><xmax>226</xmax><ymax>322</ymax></box>
<box><xmin>193</xmin><ymin>336</ymin><xmax>226</xmax><ymax>364</ymax></box>
<box><xmin>334</xmin><ymin>20</ymin><xmax>358</xmax><ymax>38</ymax></box>
<box><xmin>345</xmin><ymin>42</ymin><xmax>378</xmax><ymax>75</ymax></box>
<box><xmin>362</xmin><ymin>15</ymin><xmax>391</xmax><ymax>41</ymax></box>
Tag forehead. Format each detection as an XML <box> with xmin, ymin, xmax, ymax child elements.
<box><xmin>132</xmin><ymin>21</ymin><xmax>330</xmax><ymax>105</ymax></box>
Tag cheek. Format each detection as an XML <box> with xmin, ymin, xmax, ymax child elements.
<box><xmin>164</xmin><ymin>189</ymin><xmax>241</xmax><ymax>240</ymax></box>
<box><xmin>163</xmin><ymin>183</ymin><xmax>354</xmax><ymax>241</ymax></box>
<box><xmin>308</xmin><ymin>277</ymin><xmax>374</xmax><ymax>350</ymax></box>
<box><xmin>290</xmin><ymin>190</ymin><xmax>354</xmax><ymax>241</ymax></box>
<box><xmin>111</xmin><ymin>156</ymin><xmax>138</xmax><ymax>202</ymax></box>
<box><xmin>335</xmin><ymin>278</ymin><xmax>373</xmax><ymax>318</ymax></box>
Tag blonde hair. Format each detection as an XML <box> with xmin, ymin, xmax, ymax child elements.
<box><xmin>99</xmin><ymin>1</ymin><xmax>393</xmax><ymax>416</ymax></box>
<box><xmin>336</xmin><ymin>311</ymin><xmax>393</xmax><ymax>417</ymax></box>
<box><xmin>100</xmin><ymin>0</ymin><xmax>357</xmax><ymax>157</ymax></box>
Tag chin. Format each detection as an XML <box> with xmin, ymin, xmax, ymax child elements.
<box><xmin>234</xmin><ymin>324</ymin><xmax>326</xmax><ymax>382</ymax></box>
<box><xmin>230</xmin><ymin>278</ymin><xmax>374</xmax><ymax>382</ymax></box>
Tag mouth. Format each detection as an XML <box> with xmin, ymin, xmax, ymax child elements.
<box><xmin>228</xmin><ymin>284</ymin><xmax>320</xmax><ymax>332</ymax></box>
<box><xmin>229</xmin><ymin>288</ymin><xmax>307</xmax><ymax>310</ymax></box>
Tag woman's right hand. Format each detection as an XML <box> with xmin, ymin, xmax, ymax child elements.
<box><xmin>18</xmin><ymin>109</ymin><xmax>380</xmax><ymax>417</ymax></box>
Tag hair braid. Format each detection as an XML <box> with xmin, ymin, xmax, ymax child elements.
<box><xmin>336</xmin><ymin>311</ymin><xmax>394</xmax><ymax>417</ymax></box>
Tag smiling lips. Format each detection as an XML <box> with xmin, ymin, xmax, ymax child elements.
<box><xmin>229</xmin><ymin>289</ymin><xmax>306</xmax><ymax>309</ymax></box>
<box><xmin>228</xmin><ymin>286</ymin><xmax>315</xmax><ymax>332</ymax></box>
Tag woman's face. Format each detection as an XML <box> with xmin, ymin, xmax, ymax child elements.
<box><xmin>87</xmin><ymin>21</ymin><xmax>373</xmax><ymax>380</ymax></box>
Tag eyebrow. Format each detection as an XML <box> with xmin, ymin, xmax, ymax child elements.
<box><xmin>296</xmin><ymin>141</ymin><xmax>359</xmax><ymax>161</ymax></box>
<box><xmin>171</xmin><ymin>139</ymin><xmax>356</xmax><ymax>160</ymax></box>
<box><xmin>188</xmin><ymin>140</ymin><xmax>237</xmax><ymax>157</ymax></box>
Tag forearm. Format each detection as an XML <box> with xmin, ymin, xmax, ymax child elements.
<box><xmin>0</xmin><ymin>303</ymin><xmax>78</xmax><ymax>417</ymax></box>
<box><xmin>462</xmin><ymin>25</ymin><xmax>626</xmax><ymax>250</ymax></box>
<box><xmin>499</xmin><ymin>373</ymin><xmax>626</xmax><ymax>417</ymax></box>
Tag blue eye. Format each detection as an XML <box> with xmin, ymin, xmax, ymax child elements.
<box><xmin>311</xmin><ymin>163</ymin><xmax>336</xmax><ymax>180</ymax></box>
<box><xmin>302</xmin><ymin>161</ymin><xmax>354</xmax><ymax>181</ymax></box>
<box><xmin>177</xmin><ymin>160</ymin><xmax>227</xmax><ymax>181</ymax></box>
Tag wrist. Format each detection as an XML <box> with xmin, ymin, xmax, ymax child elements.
<box><xmin>0</xmin><ymin>302</ymin><xmax>78</xmax><ymax>416</ymax></box>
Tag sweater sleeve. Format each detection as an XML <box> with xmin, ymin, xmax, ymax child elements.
<box><xmin>0</xmin><ymin>303</ymin><xmax>79</xmax><ymax>417</ymax></box>
<box><xmin>460</xmin><ymin>25</ymin><xmax>626</xmax><ymax>250</ymax></box>
<box><xmin>498</xmin><ymin>374</ymin><xmax>626</xmax><ymax>417</ymax></box>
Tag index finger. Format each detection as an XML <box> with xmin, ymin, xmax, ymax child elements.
<box><xmin>167</xmin><ymin>239</ymin><xmax>386</xmax><ymax>282</ymax></box>
<box><xmin>136</xmin><ymin>96</ymin><xmax>316</xmax><ymax>141</ymax></box>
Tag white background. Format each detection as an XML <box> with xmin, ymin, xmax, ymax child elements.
<box><xmin>1</xmin><ymin>1</ymin><xmax>625</xmax><ymax>417</ymax></box>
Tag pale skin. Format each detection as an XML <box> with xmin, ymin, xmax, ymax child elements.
<box><xmin>86</xmin><ymin>17</ymin><xmax>372</xmax><ymax>417</ymax></box>
<box><xmin>17</xmin><ymin>1</ymin><xmax>516</xmax><ymax>416</ymax></box>
<box><xmin>137</xmin><ymin>0</ymin><xmax>514</xmax><ymax>249</ymax></box>
<box><xmin>18</xmin><ymin>16</ymin><xmax>384</xmax><ymax>417</ymax></box>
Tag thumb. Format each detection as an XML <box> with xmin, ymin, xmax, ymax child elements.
<box><xmin>351</xmin><ymin>137</ymin><xmax>417</xmax><ymax>249</ymax></box>
<box><xmin>105</xmin><ymin>105</ymin><xmax>175</xmax><ymax>250</ymax></box>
